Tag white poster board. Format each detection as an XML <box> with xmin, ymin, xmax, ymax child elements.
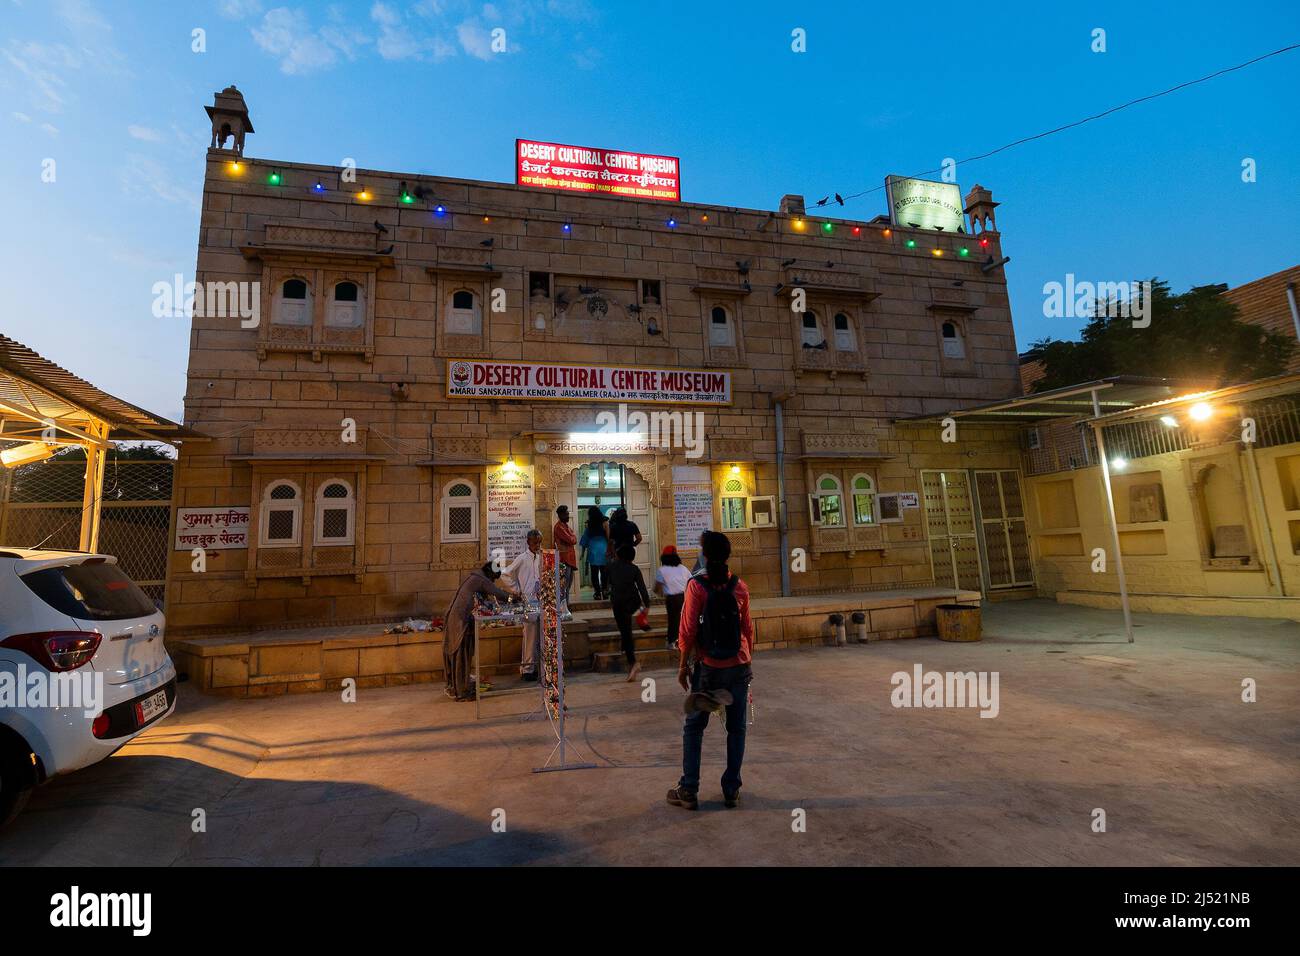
<box><xmin>672</xmin><ymin>465</ymin><xmax>713</xmax><ymax>548</ymax></box>
<box><xmin>885</xmin><ymin>176</ymin><xmax>965</xmax><ymax>233</ymax></box>
<box><xmin>486</xmin><ymin>464</ymin><xmax>536</xmax><ymax>564</ymax></box>
<box><xmin>174</xmin><ymin>507</ymin><xmax>251</xmax><ymax>550</ymax></box>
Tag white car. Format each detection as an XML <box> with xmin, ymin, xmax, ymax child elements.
<box><xmin>0</xmin><ymin>549</ymin><xmax>176</xmax><ymax>825</ymax></box>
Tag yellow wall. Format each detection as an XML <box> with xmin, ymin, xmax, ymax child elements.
<box><xmin>1026</xmin><ymin>440</ymin><xmax>1300</xmax><ymax>606</ymax></box>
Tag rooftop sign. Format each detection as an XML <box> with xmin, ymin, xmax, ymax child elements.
<box><xmin>516</xmin><ymin>139</ymin><xmax>681</xmax><ymax>202</ymax></box>
<box><xmin>885</xmin><ymin>176</ymin><xmax>965</xmax><ymax>233</ymax></box>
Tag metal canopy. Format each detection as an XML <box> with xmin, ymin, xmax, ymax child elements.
<box><xmin>0</xmin><ymin>334</ymin><xmax>194</xmax><ymax>445</ymax></box>
<box><xmin>1089</xmin><ymin>372</ymin><xmax>1300</xmax><ymax>425</ymax></box>
<box><xmin>896</xmin><ymin>376</ymin><xmax>1205</xmax><ymax>425</ymax></box>
<box><xmin>0</xmin><ymin>333</ymin><xmax>196</xmax><ymax>553</ymax></box>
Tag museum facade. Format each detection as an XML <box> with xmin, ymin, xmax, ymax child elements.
<box><xmin>165</xmin><ymin>87</ymin><xmax>1028</xmax><ymax>633</ymax></box>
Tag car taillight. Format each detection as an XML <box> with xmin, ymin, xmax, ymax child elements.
<box><xmin>91</xmin><ymin>714</ymin><xmax>111</xmax><ymax>738</ymax></box>
<box><xmin>0</xmin><ymin>631</ymin><xmax>102</xmax><ymax>671</ymax></box>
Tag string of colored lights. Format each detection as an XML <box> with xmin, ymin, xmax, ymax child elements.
<box><xmin>221</xmin><ymin>162</ymin><xmax>981</xmax><ymax>263</ymax></box>
<box><xmin>225</xmin><ymin>158</ymin><xmax>967</xmax><ymax>255</ymax></box>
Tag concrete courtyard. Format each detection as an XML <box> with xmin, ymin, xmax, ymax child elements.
<box><xmin>1</xmin><ymin>600</ymin><xmax>1296</xmax><ymax>866</ymax></box>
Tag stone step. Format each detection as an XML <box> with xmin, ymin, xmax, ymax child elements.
<box><xmin>588</xmin><ymin>629</ymin><xmax>675</xmax><ymax>653</ymax></box>
<box><xmin>592</xmin><ymin>647</ymin><xmax>679</xmax><ymax>673</ymax></box>
<box><xmin>569</xmin><ymin>599</ymin><xmax>666</xmax><ymax>613</ymax></box>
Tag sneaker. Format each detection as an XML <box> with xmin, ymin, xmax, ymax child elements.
<box><xmin>682</xmin><ymin>688</ymin><xmax>734</xmax><ymax>716</ymax></box>
<box><xmin>666</xmin><ymin>786</ymin><xmax>698</xmax><ymax>811</ymax></box>
<box><xmin>723</xmin><ymin>789</ymin><xmax>741</xmax><ymax>809</ymax></box>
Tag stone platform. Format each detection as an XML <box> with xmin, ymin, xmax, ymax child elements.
<box><xmin>169</xmin><ymin>587</ymin><xmax>979</xmax><ymax>697</ymax></box>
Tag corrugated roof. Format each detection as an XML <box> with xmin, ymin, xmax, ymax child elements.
<box><xmin>1092</xmin><ymin>372</ymin><xmax>1300</xmax><ymax>424</ymax></box>
<box><xmin>897</xmin><ymin>376</ymin><xmax>1203</xmax><ymax>425</ymax></box>
<box><xmin>0</xmin><ymin>334</ymin><xmax>196</xmax><ymax>443</ymax></box>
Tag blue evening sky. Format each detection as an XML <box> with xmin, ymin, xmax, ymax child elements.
<box><xmin>2</xmin><ymin>0</ymin><xmax>1298</xmax><ymax>421</ymax></box>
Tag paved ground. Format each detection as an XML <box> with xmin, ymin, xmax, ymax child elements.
<box><xmin>2</xmin><ymin>600</ymin><xmax>1297</xmax><ymax>866</ymax></box>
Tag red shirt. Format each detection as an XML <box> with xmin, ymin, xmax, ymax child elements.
<box><xmin>552</xmin><ymin>520</ymin><xmax>578</xmax><ymax>567</ymax></box>
<box><xmin>677</xmin><ymin>574</ymin><xmax>755</xmax><ymax>668</ymax></box>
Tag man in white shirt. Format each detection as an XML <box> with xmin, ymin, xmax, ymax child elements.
<box><xmin>502</xmin><ymin>529</ymin><xmax>544</xmax><ymax>680</ymax></box>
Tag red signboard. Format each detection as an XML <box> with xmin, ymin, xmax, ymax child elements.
<box><xmin>516</xmin><ymin>139</ymin><xmax>681</xmax><ymax>202</ymax></box>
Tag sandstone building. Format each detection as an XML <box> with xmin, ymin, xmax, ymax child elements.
<box><xmin>166</xmin><ymin>87</ymin><xmax>1029</xmax><ymax>633</ymax></box>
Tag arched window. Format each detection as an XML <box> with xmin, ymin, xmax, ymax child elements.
<box><xmin>441</xmin><ymin>479</ymin><xmax>479</xmax><ymax>542</ymax></box>
<box><xmin>809</xmin><ymin>473</ymin><xmax>844</xmax><ymax>527</ymax></box>
<box><xmin>314</xmin><ymin>479</ymin><xmax>356</xmax><ymax>545</ymax></box>
<box><xmin>800</xmin><ymin>311</ymin><xmax>824</xmax><ymax>348</ymax></box>
<box><xmin>326</xmin><ymin>280</ymin><xmax>364</xmax><ymax>329</ymax></box>
<box><xmin>850</xmin><ymin>473</ymin><xmax>876</xmax><ymax>525</ymax></box>
<box><xmin>709</xmin><ymin>305</ymin><xmax>735</xmax><ymax>347</ymax></box>
<box><xmin>720</xmin><ymin>473</ymin><xmax>747</xmax><ymax>530</ymax></box>
<box><xmin>941</xmin><ymin>320</ymin><xmax>966</xmax><ymax>359</ymax></box>
<box><xmin>447</xmin><ymin>289</ymin><xmax>481</xmax><ymax>335</ymax></box>
<box><xmin>261</xmin><ymin>479</ymin><xmax>302</xmax><ymax>546</ymax></box>
<box><xmin>833</xmin><ymin>312</ymin><xmax>857</xmax><ymax>352</ymax></box>
<box><xmin>274</xmin><ymin>278</ymin><xmax>312</xmax><ymax>326</ymax></box>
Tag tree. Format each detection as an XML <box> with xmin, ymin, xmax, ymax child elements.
<box><xmin>48</xmin><ymin>443</ymin><xmax>175</xmax><ymax>461</ymax></box>
<box><xmin>1029</xmin><ymin>278</ymin><xmax>1294</xmax><ymax>392</ymax></box>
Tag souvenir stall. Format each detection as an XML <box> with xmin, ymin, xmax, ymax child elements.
<box><xmin>472</xmin><ymin>549</ymin><xmax>597</xmax><ymax>772</ymax></box>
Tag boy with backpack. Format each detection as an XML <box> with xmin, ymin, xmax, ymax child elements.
<box><xmin>667</xmin><ymin>530</ymin><xmax>755</xmax><ymax>811</ymax></box>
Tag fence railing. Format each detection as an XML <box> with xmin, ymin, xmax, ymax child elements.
<box><xmin>0</xmin><ymin>458</ymin><xmax>174</xmax><ymax>605</ymax></box>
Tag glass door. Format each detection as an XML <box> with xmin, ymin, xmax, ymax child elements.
<box><xmin>921</xmin><ymin>470</ymin><xmax>983</xmax><ymax>593</ymax></box>
<box><xmin>974</xmin><ymin>470</ymin><xmax>1035</xmax><ymax>589</ymax></box>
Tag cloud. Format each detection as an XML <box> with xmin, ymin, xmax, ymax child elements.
<box><xmin>571</xmin><ymin>46</ymin><xmax>600</xmax><ymax>70</ymax></box>
<box><xmin>456</xmin><ymin>20</ymin><xmax>494</xmax><ymax>60</ymax></box>
<box><xmin>218</xmin><ymin>0</ymin><xmax>264</xmax><ymax>18</ymax></box>
<box><xmin>54</xmin><ymin>0</ymin><xmax>112</xmax><ymax>33</ymax></box>
<box><xmin>245</xmin><ymin>0</ymin><xmax>569</xmax><ymax>73</ymax></box>
<box><xmin>371</xmin><ymin>2</ymin><xmax>455</xmax><ymax>62</ymax></box>
<box><xmin>252</xmin><ymin>8</ymin><xmax>341</xmax><ymax>74</ymax></box>
<box><xmin>119</xmin><ymin>154</ymin><xmax>201</xmax><ymax>211</ymax></box>
<box><xmin>2</xmin><ymin>41</ymin><xmax>79</xmax><ymax>112</ymax></box>
<box><xmin>128</xmin><ymin>124</ymin><xmax>162</xmax><ymax>141</ymax></box>
<box><xmin>13</xmin><ymin>111</ymin><xmax>32</xmax><ymax>123</ymax></box>
<box><xmin>41</xmin><ymin>122</ymin><xmax>59</xmax><ymax>135</ymax></box>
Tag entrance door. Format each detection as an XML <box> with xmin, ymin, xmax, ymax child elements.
<box><xmin>974</xmin><ymin>470</ymin><xmax>1035</xmax><ymax>589</ymax></box>
<box><xmin>558</xmin><ymin>461</ymin><xmax>656</xmax><ymax>600</ymax></box>
<box><xmin>921</xmin><ymin>470</ymin><xmax>982</xmax><ymax>592</ymax></box>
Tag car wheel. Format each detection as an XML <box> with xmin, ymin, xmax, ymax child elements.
<box><xmin>0</xmin><ymin>747</ymin><xmax>35</xmax><ymax>827</ymax></box>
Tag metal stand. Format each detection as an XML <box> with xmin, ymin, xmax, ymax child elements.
<box><xmin>534</xmin><ymin>550</ymin><xmax>597</xmax><ymax>773</ymax></box>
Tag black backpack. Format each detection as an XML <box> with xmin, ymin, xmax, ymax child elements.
<box><xmin>693</xmin><ymin>573</ymin><xmax>742</xmax><ymax>659</ymax></box>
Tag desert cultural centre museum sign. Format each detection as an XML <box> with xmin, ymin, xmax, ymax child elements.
<box><xmin>885</xmin><ymin>176</ymin><xmax>965</xmax><ymax>233</ymax></box>
<box><xmin>447</xmin><ymin>359</ymin><xmax>730</xmax><ymax>405</ymax></box>
<box><xmin>516</xmin><ymin>139</ymin><xmax>681</xmax><ymax>202</ymax></box>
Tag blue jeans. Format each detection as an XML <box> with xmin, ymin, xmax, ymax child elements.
<box><xmin>680</xmin><ymin>662</ymin><xmax>752</xmax><ymax>794</ymax></box>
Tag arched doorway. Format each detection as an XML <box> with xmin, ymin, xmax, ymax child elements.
<box><xmin>556</xmin><ymin>460</ymin><xmax>657</xmax><ymax>601</ymax></box>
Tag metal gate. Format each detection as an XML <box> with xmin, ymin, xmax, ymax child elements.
<box><xmin>920</xmin><ymin>470</ymin><xmax>982</xmax><ymax>592</ymax></box>
<box><xmin>974</xmin><ymin>469</ymin><xmax>1035</xmax><ymax>589</ymax></box>
<box><xmin>0</xmin><ymin>458</ymin><xmax>174</xmax><ymax>606</ymax></box>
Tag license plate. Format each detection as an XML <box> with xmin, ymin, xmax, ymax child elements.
<box><xmin>134</xmin><ymin>689</ymin><xmax>168</xmax><ymax>727</ymax></box>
